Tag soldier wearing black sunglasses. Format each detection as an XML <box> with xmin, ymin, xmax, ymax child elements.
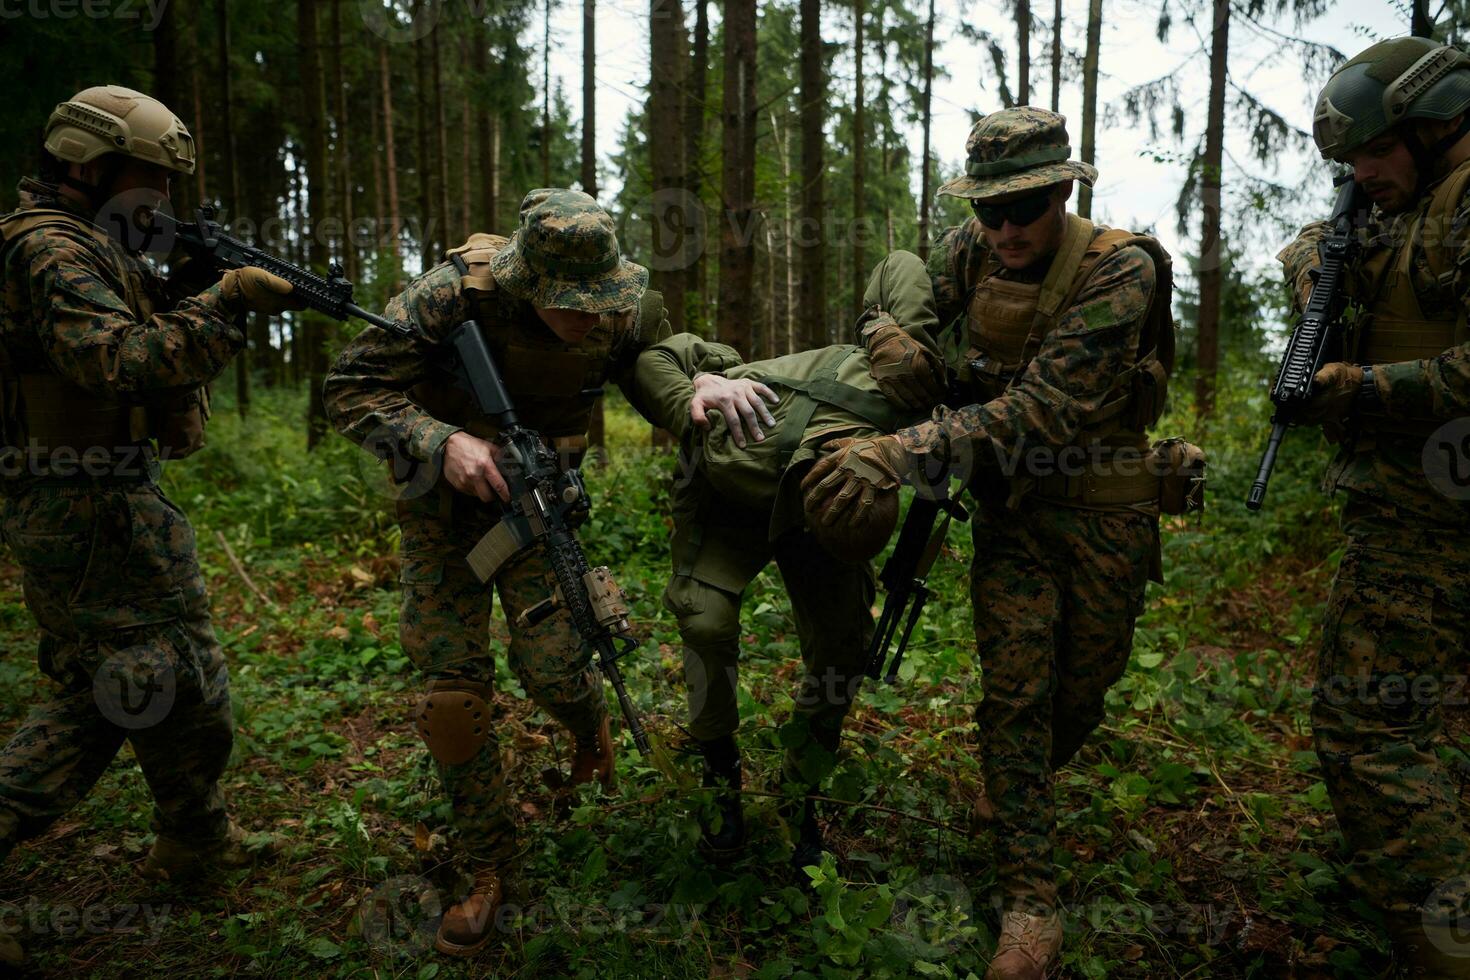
<box><xmin>813</xmin><ymin>106</ymin><xmax>1188</xmax><ymax>980</ymax></box>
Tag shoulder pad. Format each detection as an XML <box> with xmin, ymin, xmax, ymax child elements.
<box><xmin>445</xmin><ymin>233</ymin><xmax>510</xmax><ymax>294</ymax></box>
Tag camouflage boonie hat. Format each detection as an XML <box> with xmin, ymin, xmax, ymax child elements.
<box><xmin>938</xmin><ymin>107</ymin><xmax>1098</xmax><ymax>201</ymax></box>
<box><xmin>491</xmin><ymin>188</ymin><xmax>648</xmax><ymax>313</ymax></box>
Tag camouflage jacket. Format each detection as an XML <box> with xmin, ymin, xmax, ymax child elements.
<box><xmin>0</xmin><ymin>178</ymin><xmax>244</xmax><ymax>397</ymax></box>
<box><xmin>895</xmin><ymin>217</ymin><xmax>1158</xmax><ymax>481</ymax></box>
<box><xmin>1278</xmin><ymin>168</ymin><xmax>1470</xmax><ymax>525</ymax></box>
<box><xmin>323</xmin><ymin>252</ymin><xmax>671</xmax><ymax>468</ymax></box>
<box><xmin>636</xmin><ymin>333</ymin><xmax>908</xmax><ymax>538</ymax></box>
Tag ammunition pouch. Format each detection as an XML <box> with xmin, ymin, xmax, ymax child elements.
<box><xmin>149</xmin><ymin>386</ymin><xmax>210</xmax><ymax>459</ymax></box>
<box><xmin>414</xmin><ymin>678</ymin><xmax>494</xmax><ymax>766</ymax></box>
<box><xmin>1152</xmin><ymin>437</ymin><xmax>1207</xmax><ymax>516</ymax></box>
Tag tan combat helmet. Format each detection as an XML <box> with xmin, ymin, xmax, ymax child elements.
<box><xmin>44</xmin><ymin>85</ymin><xmax>196</xmax><ymax>175</ymax></box>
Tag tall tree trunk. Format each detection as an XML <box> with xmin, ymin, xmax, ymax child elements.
<box><xmin>543</xmin><ymin>0</ymin><xmax>553</xmax><ymax>186</ymax></box>
<box><xmin>332</xmin><ymin>0</ymin><xmax>355</xmax><ymax>282</ymax></box>
<box><xmin>414</xmin><ymin>1</ymin><xmax>433</xmax><ymax>270</ymax></box>
<box><xmin>433</xmin><ymin>15</ymin><xmax>451</xmax><ymax>257</ymax></box>
<box><xmin>718</xmin><ymin>0</ymin><xmax>757</xmax><ymax>357</ymax></box>
<box><xmin>1412</xmin><ymin>0</ymin><xmax>1433</xmax><ymax>36</ymax></box>
<box><xmin>582</xmin><ymin>0</ymin><xmax>597</xmax><ymax>197</ymax></box>
<box><xmin>1015</xmin><ymin>0</ymin><xmax>1030</xmax><ymax>106</ymax></box>
<box><xmin>153</xmin><ymin>3</ymin><xmax>190</xmax><ymax>216</ymax></box>
<box><xmin>1196</xmin><ymin>0</ymin><xmax>1228</xmax><ymax>417</ymax></box>
<box><xmin>1078</xmin><ymin>0</ymin><xmax>1102</xmax><ymax>218</ymax></box>
<box><xmin>188</xmin><ymin>5</ymin><xmax>207</xmax><ymax>207</ymax></box>
<box><xmin>684</xmin><ymin>0</ymin><xmax>709</xmax><ymax>327</ymax></box>
<box><xmin>371</xmin><ymin>77</ymin><xmax>385</xmax><ymax>274</ymax></box>
<box><xmin>650</xmin><ymin>0</ymin><xmax>687</xmax><ymax>333</ymax></box>
<box><xmin>798</xmin><ymin>0</ymin><xmax>826</xmax><ymax>350</ymax></box>
<box><xmin>916</xmin><ymin>0</ymin><xmax>936</xmax><ymax>261</ymax></box>
<box><xmin>1050</xmin><ymin>0</ymin><xmax>1062</xmax><ymax>112</ymax></box>
<box><xmin>474</xmin><ymin>17</ymin><xmax>494</xmax><ymax>232</ymax></box>
<box><xmin>379</xmin><ymin>40</ymin><xmax>402</xmax><ymax>289</ymax></box>
<box><xmin>217</xmin><ymin>0</ymin><xmax>246</xmax><ymax>416</ymax></box>
<box><xmin>852</xmin><ymin>0</ymin><xmax>866</xmax><ymax>324</ymax></box>
<box><xmin>300</xmin><ymin>0</ymin><xmax>332</xmax><ymax>447</ymax></box>
<box><xmin>772</xmin><ymin>110</ymin><xmax>796</xmax><ymax>356</ymax></box>
<box><xmin>461</xmin><ymin>89</ymin><xmax>472</xmax><ymax>243</ymax></box>
<box><xmin>878</xmin><ymin>2</ymin><xmax>893</xmax><ymax>252</ymax></box>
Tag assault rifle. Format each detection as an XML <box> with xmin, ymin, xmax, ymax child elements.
<box><xmin>151</xmin><ymin>205</ymin><xmax>397</xmax><ymax>333</ymax></box>
<box><xmin>1246</xmin><ymin>176</ymin><xmax>1370</xmax><ymax>511</ymax></box>
<box><xmin>435</xmin><ymin>321</ymin><xmax>653</xmax><ymax>758</ymax></box>
<box><xmin>866</xmin><ymin>489</ymin><xmax>968</xmax><ymax>684</ymax></box>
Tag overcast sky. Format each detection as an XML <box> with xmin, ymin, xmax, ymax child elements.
<box><xmin>534</xmin><ymin>0</ymin><xmax>1410</xmax><ymax>277</ymax></box>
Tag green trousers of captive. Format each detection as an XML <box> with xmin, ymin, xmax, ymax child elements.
<box><xmin>395</xmin><ymin>488</ymin><xmax>609</xmax><ymax>869</ymax></box>
<box><xmin>663</xmin><ymin>475</ymin><xmax>875</xmax><ymax>786</ymax></box>
<box><xmin>1313</xmin><ymin>495</ymin><xmax>1470</xmax><ymax>921</ymax></box>
<box><xmin>863</xmin><ymin>249</ymin><xmax>1157</xmax><ymax>913</ymax></box>
<box><xmin>0</xmin><ymin>481</ymin><xmax>234</xmax><ymax>863</ymax></box>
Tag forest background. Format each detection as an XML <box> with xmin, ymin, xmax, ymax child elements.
<box><xmin>0</xmin><ymin>0</ymin><xmax>1466</xmax><ymax>977</ymax></box>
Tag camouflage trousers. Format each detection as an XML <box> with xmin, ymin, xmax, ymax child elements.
<box><xmin>663</xmin><ymin>482</ymin><xmax>875</xmax><ymax>786</ymax></box>
<box><xmin>395</xmin><ymin>489</ymin><xmax>608</xmax><ymax>870</ymax></box>
<box><xmin>971</xmin><ymin>500</ymin><xmax>1156</xmax><ymax>913</ymax></box>
<box><xmin>1312</xmin><ymin>494</ymin><xmax>1470</xmax><ymax>919</ymax></box>
<box><xmin>0</xmin><ymin>482</ymin><xmax>233</xmax><ymax>862</ymax></box>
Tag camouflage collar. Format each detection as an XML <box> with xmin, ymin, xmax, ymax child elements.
<box><xmin>14</xmin><ymin>177</ymin><xmax>94</xmax><ymax>221</ymax></box>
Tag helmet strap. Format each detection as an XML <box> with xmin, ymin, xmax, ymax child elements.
<box><xmin>1429</xmin><ymin>111</ymin><xmax>1470</xmax><ymax>160</ymax></box>
<box><xmin>57</xmin><ymin>156</ymin><xmax>122</xmax><ymax>214</ymax></box>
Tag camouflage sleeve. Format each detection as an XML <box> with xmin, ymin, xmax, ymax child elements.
<box><xmin>20</xmin><ymin>229</ymin><xmax>244</xmax><ymax>394</ymax></box>
<box><xmin>896</xmin><ymin>245</ymin><xmax>1156</xmax><ymax>467</ymax></box>
<box><xmin>608</xmin><ymin>288</ymin><xmax>675</xmax><ymax>424</ymax></box>
<box><xmin>1276</xmin><ymin>221</ymin><xmax>1328</xmax><ymax>313</ymax></box>
<box><xmin>322</xmin><ymin>262</ymin><xmax>474</xmax><ymax>461</ymax></box>
<box><xmin>632</xmin><ymin>332</ymin><xmax>746</xmax><ymax>437</ymax></box>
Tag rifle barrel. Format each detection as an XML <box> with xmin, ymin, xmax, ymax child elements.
<box><xmin>1246</xmin><ymin>419</ymin><xmax>1288</xmax><ymax>511</ymax></box>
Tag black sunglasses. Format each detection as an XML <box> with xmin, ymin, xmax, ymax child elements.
<box><xmin>972</xmin><ymin>190</ymin><xmax>1053</xmax><ymax>229</ymax></box>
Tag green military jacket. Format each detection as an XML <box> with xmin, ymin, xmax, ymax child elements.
<box><xmin>636</xmin><ymin>333</ymin><xmax>914</xmax><ymax>554</ymax></box>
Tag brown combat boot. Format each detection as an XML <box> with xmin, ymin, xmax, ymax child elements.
<box><xmin>435</xmin><ymin>866</ymin><xmax>506</xmax><ymax>957</ymax></box>
<box><xmin>567</xmin><ymin>714</ymin><xmax>616</xmax><ymax>793</ymax></box>
<box><xmin>985</xmin><ymin>909</ymin><xmax>1063</xmax><ymax>980</ymax></box>
<box><xmin>141</xmin><ymin>820</ymin><xmax>282</xmax><ymax>882</ymax></box>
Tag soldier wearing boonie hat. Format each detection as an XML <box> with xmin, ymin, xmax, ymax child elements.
<box><xmin>324</xmin><ymin>187</ymin><xmax>670</xmax><ymax>958</ymax></box>
<box><xmin>812</xmin><ymin>106</ymin><xmax>1187</xmax><ymax>980</ymax></box>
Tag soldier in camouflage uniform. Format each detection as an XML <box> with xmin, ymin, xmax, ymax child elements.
<box><xmin>806</xmin><ymin>107</ymin><xmax>1177</xmax><ymax>980</ymax></box>
<box><xmin>323</xmin><ymin>188</ymin><xmax>670</xmax><ymax>957</ymax></box>
<box><xmin>634</xmin><ymin>332</ymin><xmax>922</xmax><ymax>867</ymax></box>
<box><xmin>1278</xmin><ymin>38</ymin><xmax>1470</xmax><ymax>976</ymax></box>
<box><xmin>0</xmin><ymin>86</ymin><xmax>300</xmax><ymax>970</ymax></box>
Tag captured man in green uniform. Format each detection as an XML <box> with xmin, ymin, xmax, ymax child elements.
<box><xmin>323</xmin><ymin>188</ymin><xmax>670</xmax><ymax>957</ymax></box>
<box><xmin>634</xmin><ymin>330</ymin><xmax>928</xmax><ymax>867</ymax></box>
<box><xmin>1278</xmin><ymin>38</ymin><xmax>1470</xmax><ymax>975</ymax></box>
<box><xmin>0</xmin><ymin>86</ymin><xmax>301</xmax><ymax>969</ymax></box>
<box><xmin>807</xmin><ymin>107</ymin><xmax>1183</xmax><ymax>980</ymax></box>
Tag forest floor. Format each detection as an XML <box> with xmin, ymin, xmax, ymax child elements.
<box><xmin>1</xmin><ymin>376</ymin><xmax>1461</xmax><ymax>979</ymax></box>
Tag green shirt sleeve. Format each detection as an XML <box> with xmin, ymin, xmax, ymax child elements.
<box><xmin>631</xmin><ymin>332</ymin><xmax>745</xmax><ymax>438</ymax></box>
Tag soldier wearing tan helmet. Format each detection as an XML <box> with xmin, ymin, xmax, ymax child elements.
<box><xmin>0</xmin><ymin>85</ymin><xmax>301</xmax><ymax>970</ymax></box>
<box><xmin>807</xmin><ymin>106</ymin><xmax>1184</xmax><ymax>980</ymax></box>
<box><xmin>1279</xmin><ymin>37</ymin><xmax>1470</xmax><ymax>975</ymax></box>
<box><xmin>632</xmin><ymin>330</ymin><xmax>928</xmax><ymax>868</ymax></box>
<box><xmin>323</xmin><ymin>188</ymin><xmax>671</xmax><ymax>957</ymax></box>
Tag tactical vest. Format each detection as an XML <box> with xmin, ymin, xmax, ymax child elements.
<box><xmin>407</xmin><ymin>232</ymin><xmax>656</xmax><ymax>459</ymax></box>
<box><xmin>1347</xmin><ymin>157</ymin><xmax>1470</xmax><ymax>437</ymax></box>
<box><xmin>957</xmin><ymin>215</ymin><xmax>1176</xmax><ymax>449</ymax></box>
<box><xmin>0</xmin><ymin>206</ymin><xmax>208</xmax><ymax>470</ymax></box>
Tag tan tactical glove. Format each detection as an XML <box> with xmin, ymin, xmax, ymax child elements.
<box><xmin>219</xmin><ymin>267</ymin><xmax>308</xmax><ymax>315</ymax></box>
<box><xmin>861</xmin><ymin>309</ymin><xmax>946</xmax><ymax>412</ymax></box>
<box><xmin>801</xmin><ymin>435</ymin><xmax>910</xmax><ymax>529</ymax></box>
<box><xmin>1302</xmin><ymin>361</ymin><xmax>1364</xmax><ymax>444</ymax></box>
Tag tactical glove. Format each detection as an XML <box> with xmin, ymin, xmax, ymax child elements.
<box><xmin>219</xmin><ymin>266</ymin><xmax>308</xmax><ymax>315</ymax></box>
<box><xmin>801</xmin><ymin>435</ymin><xmax>910</xmax><ymax>529</ymax></box>
<box><xmin>1302</xmin><ymin>361</ymin><xmax>1364</xmax><ymax>445</ymax></box>
<box><xmin>861</xmin><ymin>309</ymin><xmax>946</xmax><ymax>412</ymax></box>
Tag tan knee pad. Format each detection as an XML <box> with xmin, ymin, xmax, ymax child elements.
<box><xmin>414</xmin><ymin>679</ymin><xmax>492</xmax><ymax>766</ymax></box>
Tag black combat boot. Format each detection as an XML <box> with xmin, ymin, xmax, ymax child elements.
<box><xmin>697</xmin><ymin>735</ymin><xmax>746</xmax><ymax>861</ymax></box>
<box><xmin>782</xmin><ymin>792</ymin><xmax>826</xmax><ymax>870</ymax></box>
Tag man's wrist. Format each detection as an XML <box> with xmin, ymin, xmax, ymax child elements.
<box><xmin>1354</xmin><ymin>365</ymin><xmax>1381</xmax><ymax>413</ymax></box>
